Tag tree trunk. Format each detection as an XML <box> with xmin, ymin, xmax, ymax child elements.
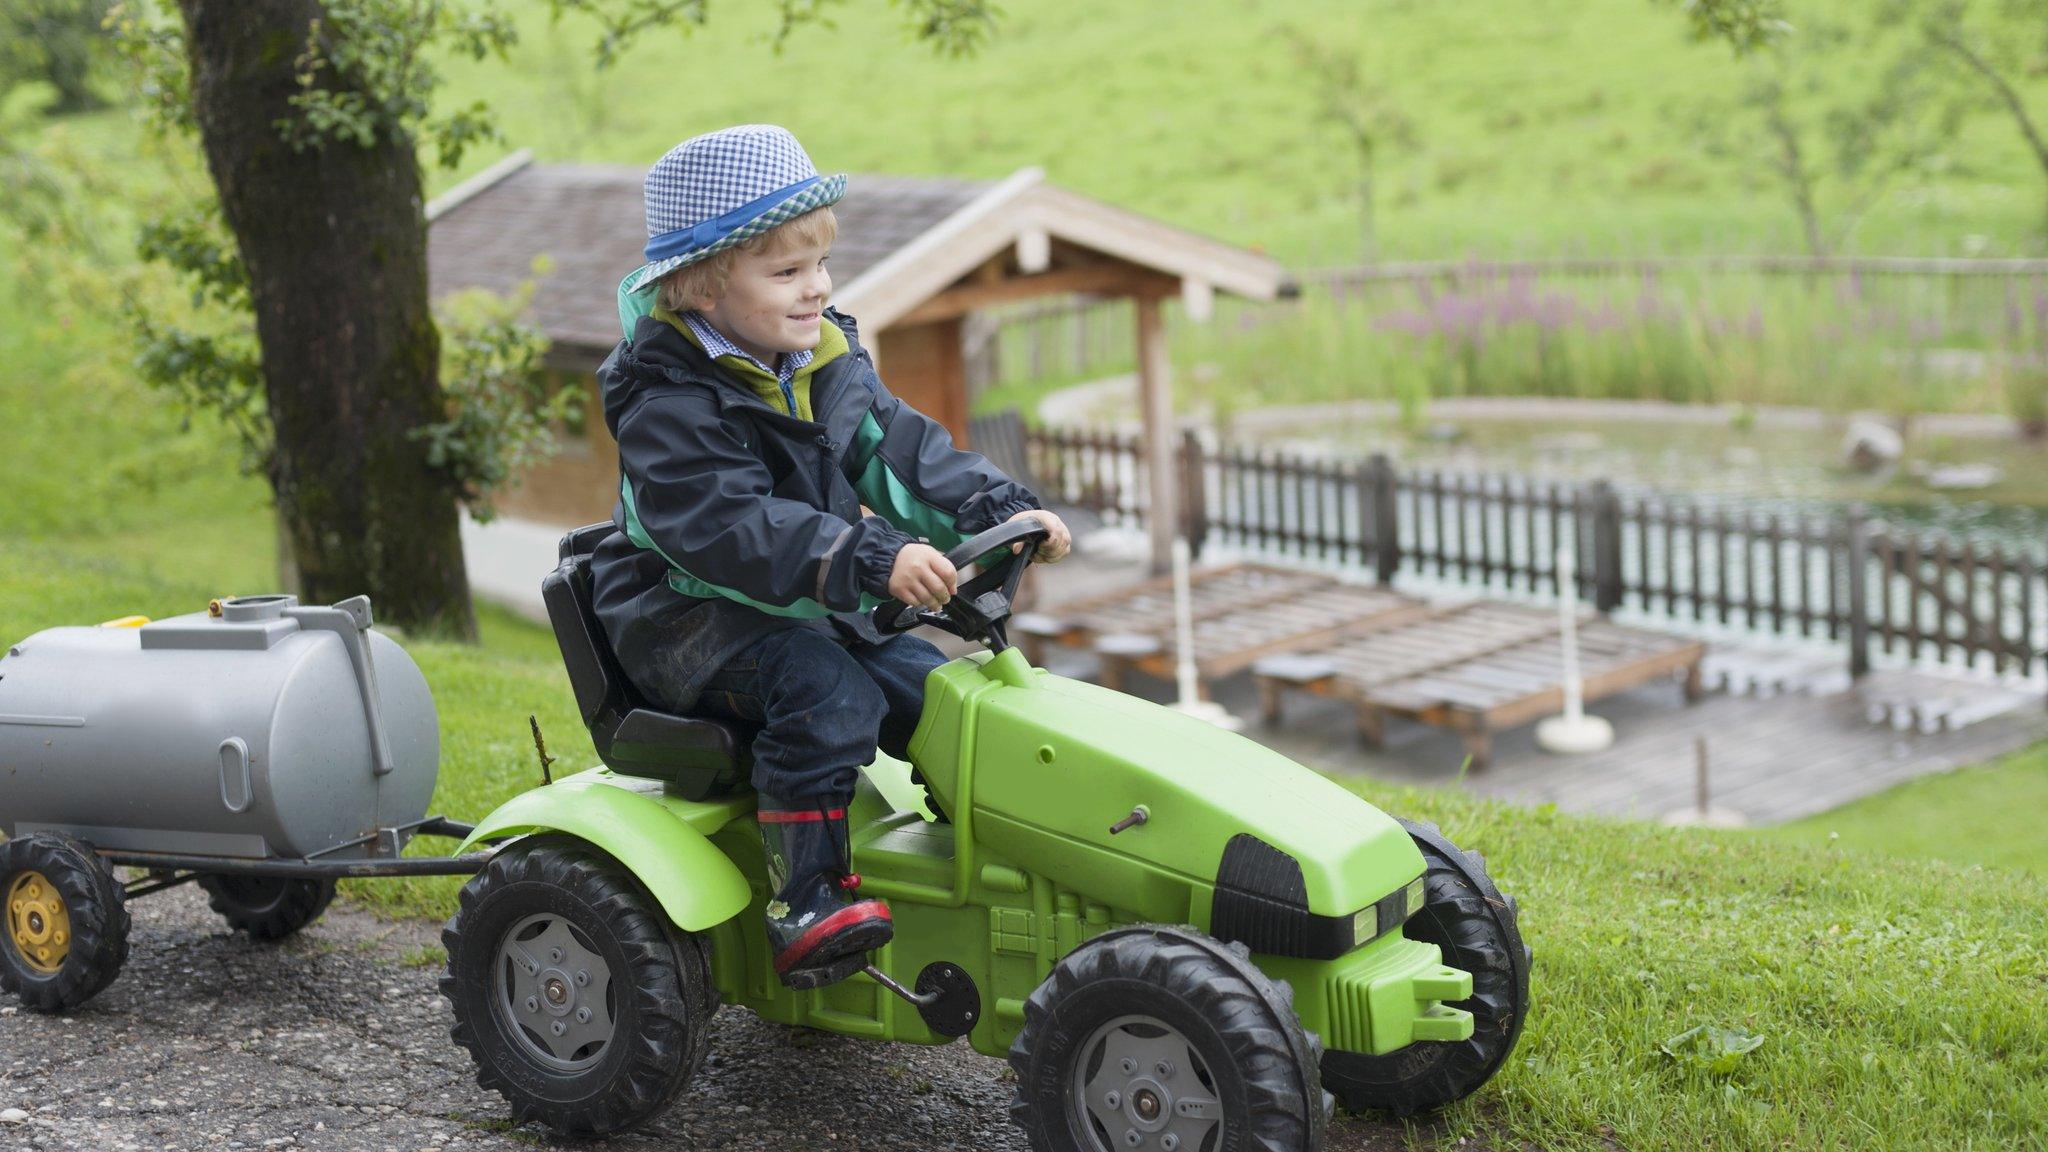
<box><xmin>176</xmin><ymin>0</ymin><xmax>476</xmax><ymax>639</ymax></box>
<box><xmin>1764</xmin><ymin>97</ymin><xmax>1828</xmax><ymax>257</ymax></box>
<box><xmin>1357</xmin><ymin>148</ymin><xmax>1377</xmax><ymax>263</ymax></box>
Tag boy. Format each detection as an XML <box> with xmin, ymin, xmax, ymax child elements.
<box><xmin>588</xmin><ymin>125</ymin><xmax>1072</xmax><ymax>989</ymax></box>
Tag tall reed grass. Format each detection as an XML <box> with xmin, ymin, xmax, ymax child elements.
<box><xmin>987</xmin><ymin>264</ymin><xmax>2048</xmax><ymax>428</ymax></box>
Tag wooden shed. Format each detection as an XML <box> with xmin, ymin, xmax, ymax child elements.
<box><xmin>428</xmin><ymin>151</ymin><xmax>1286</xmax><ymax>573</ymax></box>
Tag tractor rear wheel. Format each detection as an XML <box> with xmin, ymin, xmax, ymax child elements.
<box><xmin>440</xmin><ymin>837</ymin><xmax>714</xmax><ymax>1136</ymax></box>
<box><xmin>197</xmin><ymin>874</ymin><xmax>336</xmax><ymax>941</ymax></box>
<box><xmin>1320</xmin><ymin>819</ymin><xmax>1531</xmax><ymax>1116</ymax></box>
<box><xmin>0</xmin><ymin>833</ymin><xmax>130</xmax><ymax>1013</ymax></box>
<box><xmin>1008</xmin><ymin>924</ymin><xmax>1329</xmax><ymax>1152</ymax></box>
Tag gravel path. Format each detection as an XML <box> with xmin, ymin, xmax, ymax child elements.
<box><xmin>0</xmin><ymin>883</ymin><xmax>1430</xmax><ymax>1151</ymax></box>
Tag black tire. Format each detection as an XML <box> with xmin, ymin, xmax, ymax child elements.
<box><xmin>1008</xmin><ymin>924</ymin><xmax>1329</xmax><ymax>1152</ymax></box>
<box><xmin>439</xmin><ymin>838</ymin><xmax>713</xmax><ymax>1136</ymax></box>
<box><xmin>1321</xmin><ymin>819</ymin><xmax>1531</xmax><ymax>1117</ymax></box>
<box><xmin>196</xmin><ymin>874</ymin><xmax>336</xmax><ymax>941</ymax></box>
<box><xmin>0</xmin><ymin>833</ymin><xmax>130</xmax><ymax>1013</ymax></box>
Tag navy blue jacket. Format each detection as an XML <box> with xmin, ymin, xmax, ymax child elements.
<box><xmin>589</xmin><ymin>307</ymin><xmax>1040</xmax><ymax>713</ymax></box>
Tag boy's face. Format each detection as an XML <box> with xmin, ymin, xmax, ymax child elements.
<box><xmin>692</xmin><ymin>236</ymin><xmax>832</xmax><ymax>367</ymax></box>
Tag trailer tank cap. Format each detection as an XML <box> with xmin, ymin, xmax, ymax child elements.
<box><xmin>220</xmin><ymin>595</ymin><xmax>299</xmax><ymax>623</ymax></box>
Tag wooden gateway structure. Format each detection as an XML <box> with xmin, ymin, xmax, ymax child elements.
<box><xmin>428</xmin><ymin>151</ymin><xmax>1288</xmax><ymax>573</ymax></box>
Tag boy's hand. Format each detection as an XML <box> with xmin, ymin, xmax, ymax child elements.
<box><xmin>1006</xmin><ymin>510</ymin><xmax>1072</xmax><ymax>564</ymax></box>
<box><xmin>889</xmin><ymin>543</ymin><xmax>958</xmax><ymax>610</ymax></box>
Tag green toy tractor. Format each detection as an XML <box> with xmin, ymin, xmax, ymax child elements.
<box><xmin>440</xmin><ymin>520</ymin><xmax>1530</xmax><ymax>1150</ymax></box>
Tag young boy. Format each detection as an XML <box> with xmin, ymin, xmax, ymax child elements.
<box><xmin>588</xmin><ymin>125</ymin><xmax>1072</xmax><ymax>989</ymax></box>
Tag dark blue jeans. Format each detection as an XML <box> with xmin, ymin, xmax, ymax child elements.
<box><xmin>648</xmin><ymin>625</ymin><xmax>947</xmax><ymax>805</ymax></box>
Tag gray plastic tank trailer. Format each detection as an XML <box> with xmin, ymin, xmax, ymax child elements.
<box><xmin>0</xmin><ymin>594</ymin><xmax>489</xmax><ymax>1011</ymax></box>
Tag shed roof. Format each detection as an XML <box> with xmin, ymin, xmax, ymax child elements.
<box><xmin>426</xmin><ymin>154</ymin><xmax>992</xmax><ymax>352</ymax></box>
<box><xmin>426</xmin><ymin>152</ymin><xmax>1287</xmax><ymax>354</ymax></box>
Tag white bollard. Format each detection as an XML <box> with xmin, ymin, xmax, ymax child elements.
<box><xmin>1165</xmin><ymin>537</ymin><xmax>1243</xmax><ymax>730</ymax></box>
<box><xmin>1536</xmin><ymin>538</ymin><xmax>1615</xmax><ymax>754</ymax></box>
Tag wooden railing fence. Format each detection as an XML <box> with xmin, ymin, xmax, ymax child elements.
<box><xmin>1004</xmin><ymin>419</ymin><xmax>2046</xmax><ymax>683</ymax></box>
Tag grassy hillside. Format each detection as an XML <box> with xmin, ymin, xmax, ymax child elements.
<box><xmin>429</xmin><ymin>0</ymin><xmax>2048</xmax><ymax>263</ymax></box>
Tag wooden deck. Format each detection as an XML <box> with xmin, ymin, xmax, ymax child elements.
<box><xmin>1014</xmin><ymin>562</ymin><xmax>1431</xmax><ymax>695</ymax></box>
<box><xmin>995</xmin><ymin>544</ymin><xmax>2048</xmax><ymax>826</ymax></box>
<box><xmin>1254</xmin><ymin>605</ymin><xmax>1705</xmax><ymax>768</ymax></box>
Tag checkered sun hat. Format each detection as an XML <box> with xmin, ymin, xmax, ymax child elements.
<box><xmin>620</xmin><ymin>124</ymin><xmax>847</xmax><ymax>295</ymax></box>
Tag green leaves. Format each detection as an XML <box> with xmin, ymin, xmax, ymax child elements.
<box><xmin>409</xmin><ymin>279</ymin><xmax>570</xmax><ymax>522</ymax></box>
<box><xmin>273</xmin><ymin>0</ymin><xmax>514</xmax><ymax>165</ymax></box>
<box><xmin>1661</xmin><ymin>1023</ymin><xmax>1768</xmax><ymax>1076</ymax></box>
<box><xmin>546</xmin><ymin>0</ymin><xmax>995</xmax><ymax>67</ymax></box>
<box><xmin>1660</xmin><ymin>0</ymin><xmax>1794</xmax><ymax>55</ymax></box>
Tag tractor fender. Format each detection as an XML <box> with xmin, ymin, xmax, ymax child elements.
<box><xmin>455</xmin><ymin>776</ymin><xmax>752</xmax><ymax>932</ymax></box>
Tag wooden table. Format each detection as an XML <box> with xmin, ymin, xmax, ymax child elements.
<box><xmin>1253</xmin><ymin>603</ymin><xmax>1706</xmax><ymax>768</ymax></box>
<box><xmin>1014</xmin><ymin>562</ymin><xmax>1431</xmax><ymax>696</ymax></box>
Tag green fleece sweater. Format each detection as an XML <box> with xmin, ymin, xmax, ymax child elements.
<box><xmin>650</xmin><ymin>304</ymin><xmax>847</xmax><ymax>422</ymax></box>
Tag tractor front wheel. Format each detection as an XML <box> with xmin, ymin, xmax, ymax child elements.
<box><xmin>440</xmin><ymin>837</ymin><xmax>714</xmax><ymax>1136</ymax></box>
<box><xmin>1008</xmin><ymin>924</ymin><xmax>1329</xmax><ymax>1152</ymax></box>
<box><xmin>1320</xmin><ymin>819</ymin><xmax>1531</xmax><ymax>1117</ymax></box>
<box><xmin>0</xmin><ymin>833</ymin><xmax>130</xmax><ymax>1013</ymax></box>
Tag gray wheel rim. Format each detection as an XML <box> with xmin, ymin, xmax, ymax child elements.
<box><xmin>1071</xmin><ymin>1013</ymin><xmax>1222</xmax><ymax>1152</ymax></box>
<box><xmin>492</xmin><ymin>912</ymin><xmax>616</xmax><ymax>1071</ymax></box>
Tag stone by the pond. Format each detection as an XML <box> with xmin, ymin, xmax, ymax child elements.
<box><xmin>1533</xmin><ymin>431</ymin><xmax>1604</xmax><ymax>453</ymax></box>
<box><xmin>1842</xmin><ymin>419</ymin><xmax>1903</xmax><ymax>473</ymax></box>
<box><xmin>1422</xmin><ymin>422</ymin><xmax>1465</xmax><ymax>443</ymax></box>
<box><xmin>0</xmin><ymin>1108</ymin><xmax>28</xmax><ymax>1124</ymax></box>
<box><xmin>1925</xmin><ymin>463</ymin><xmax>2002</xmax><ymax>490</ymax></box>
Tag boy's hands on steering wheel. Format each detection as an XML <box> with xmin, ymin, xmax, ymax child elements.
<box><xmin>1003</xmin><ymin>509</ymin><xmax>1072</xmax><ymax>563</ymax></box>
<box><xmin>886</xmin><ymin>511</ymin><xmax>1068</xmax><ymax>613</ymax></box>
<box><xmin>887</xmin><ymin>543</ymin><xmax>957</xmax><ymax>611</ymax></box>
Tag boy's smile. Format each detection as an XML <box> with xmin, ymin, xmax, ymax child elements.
<box><xmin>691</xmin><ymin>238</ymin><xmax>833</xmax><ymax>368</ymax></box>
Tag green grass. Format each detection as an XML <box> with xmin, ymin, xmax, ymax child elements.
<box><xmin>1327</xmin><ymin>779</ymin><xmax>2048</xmax><ymax>1150</ymax></box>
<box><xmin>1765</xmin><ymin>742</ymin><xmax>2048</xmax><ymax>876</ymax></box>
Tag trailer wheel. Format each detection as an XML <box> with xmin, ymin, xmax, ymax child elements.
<box><xmin>0</xmin><ymin>833</ymin><xmax>130</xmax><ymax>1013</ymax></box>
<box><xmin>440</xmin><ymin>838</ymin><xmax>713</xmax><ymax>1136</ymax></box>
<box><xmin>1008</xmin><ymin>924</ymin><xmax>1328</xmax><ymax>1152</ymax></box>
<box><xmin>197</xmin><ymin>875</ymin><xmax>336</xmax><ymax>941</ymax></box>
<box><xmin>1320</xmin><ymin>819</ymin><xmax>1531</xmax><ymax>1117</ymax></box>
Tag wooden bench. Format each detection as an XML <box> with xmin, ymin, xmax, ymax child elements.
<box><xmin>1015</xmin><ymin>562</ymin><xmax>1429</xmax><ymax>696</ymax></box>
<box><xmin>1254</xmin><ymin>604</ymin><xmax>1706</xmax><ymax>768</ymax></box>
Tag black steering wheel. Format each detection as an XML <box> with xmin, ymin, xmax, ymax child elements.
<box><xmin>871</xmin><ymin>517</ymin><xmax>1050</xmax><ymax>650</ymax></box>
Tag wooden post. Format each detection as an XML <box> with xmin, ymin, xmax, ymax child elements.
<box><xmin>1135</xmin><ymin>294</ymin><xmax>1178</xmax><ymax>576</ymax></box>
<box><xmin>1179</xmin><ymin>428</ymin><xmax>1209</xmax><ymax>560</ymax></box>
<box><xmin>1589</xmin><ymin>479</ymin><xmax>1624</xmax><ymax>613</ymax></box>
<box><xmin>1845</xmin><ymin>505</ymin><xmax>1872</xmax><ymax>679</ymax></box>
<box><xmin>1368</xmin><ymin>453</ymin><xmax>1400</xmax><ymax>584</ymax></box>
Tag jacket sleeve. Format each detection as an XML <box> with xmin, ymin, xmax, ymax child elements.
<box><xmin>617</xmin><ymin>393</ymin><xmax>915</xmax><ymax>615</ymax></box>
<box><xmin>850</xmin><ymin>371</ymin><xmax>1042</xmax><ymax>553</ymax></box>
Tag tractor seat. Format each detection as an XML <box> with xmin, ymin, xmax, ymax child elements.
<box><xmin>544</xmin><ymin>522</ymin><xmax>751</xmax><ymax>801</ymax></box>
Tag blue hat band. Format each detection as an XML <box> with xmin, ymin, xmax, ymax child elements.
<box><xmin>643</xmin><ymin>174</ymin><xmax>824</xmax><ymax>263</ymax></box>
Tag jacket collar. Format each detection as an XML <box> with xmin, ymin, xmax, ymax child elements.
<box><xmin>613</xmin><ymin>307</ymin><xmax>872</xmax><ymax>442</ymax></box>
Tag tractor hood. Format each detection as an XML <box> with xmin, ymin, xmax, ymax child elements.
<box><xmin>921</xmin><ymin>655</ymin><xmax>1422</xmax><ymax>920</ymax></box>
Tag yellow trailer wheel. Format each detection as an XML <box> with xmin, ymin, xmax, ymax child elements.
<box><xmin>6</xmin><ymin>870</ymin><xmax>73</xmax><ymax>973</ymax></box>
<box><xmin>0</xmin><ymin>834</ymin><xmax>130</xmax><ymax>1013</ymax></box>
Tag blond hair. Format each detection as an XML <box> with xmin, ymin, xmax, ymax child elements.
<box><xmin>655</xmin><ymin>206</ymin><xmax>838</xmax><ymax>312</ymax></box>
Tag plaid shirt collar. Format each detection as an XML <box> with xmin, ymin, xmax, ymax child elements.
<box><xmin>679</xmin><ymin>310</ymin><xmax>811</xmax><ymax>386</ymax></box>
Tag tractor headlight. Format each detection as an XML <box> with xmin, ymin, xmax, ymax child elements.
<box><xmin>1214</xmin><ymin>834</ymin><xmax>1434</xmax><ymax>960</ymax></box>
<box><xmin>1356</xmin><ymin>875</ymin><xmax>1428</xmax><ymax>945</ymax></box>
